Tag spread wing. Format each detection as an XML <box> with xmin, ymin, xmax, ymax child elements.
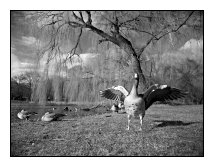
<box><xmin>99</xmin><ymin>86</ymin><xmax>128</xmax><ymax>102</ymax></box>
<box><xmin>144</xmin><ymin>85</ymin><xmax>187</xmax><ymax>110</ymax></box>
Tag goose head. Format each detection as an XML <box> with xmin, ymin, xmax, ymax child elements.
<box><xmin>134</xmin><ymin>73</ymin><xmax>139</xmax><ymax>79</ymax></box>
<box><xmin>133</xmin><ymin>73</ymin><xmax>140</xmax><ymax>85</ymax></box>
<box><xmin>133</xmin><ymin>73</ymin><xmax>139</xmax><ymax>84</ymax></box>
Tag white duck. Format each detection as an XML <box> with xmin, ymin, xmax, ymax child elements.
<box><xmin>17</xmin><ymin>109</ymin><xmax>38</xmax><ymax>120</ymax></box>
<box><xmin>118</xmin><ymin>102</ymin><xmax>124</xmax><ymax>109</ymax></box>
<box><xmin>110</xmin><ymin>102</ymin><xmax>124</xmax><ymax>113</ymax></box>
<box><xmin>41</xmin><ymin>112</ymin><xmax>67</xmax><ymax>122</ymax></box>
<box><xmin>110</xmin><ymin>104</ymin><xmax>119</xmax><ymax>112</ymax></box>
<box><xmin>100</xmin><ymin>73</ymin><xmax>187</xmax><ymax>131</ymax></box>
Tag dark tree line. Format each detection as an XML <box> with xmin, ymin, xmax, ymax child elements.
<box><xmin>11</xmin><ymin>74</ymin><xmax>31</xmax><ymax>101</ymax></box>
<box><xmin>11</xmin><ymin>53</ymin><xmax>203</xmax><ymax>104</ymax></box>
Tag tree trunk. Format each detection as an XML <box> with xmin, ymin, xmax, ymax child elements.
<box><xmin>132</xmin><ymin>55</ymin><xmax>146</xmax><ymax>85</ymax></box>
<box><xmin>87</xmin><ymin>24</ymin><xmax>147</xmax><ymax>88</ymax></box>
<box><xmin>117</xmin><ymin>38</ymin><xmax>147</xmax><ymax>88</ymax></box>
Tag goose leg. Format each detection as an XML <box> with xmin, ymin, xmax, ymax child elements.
<box><xmin>126</xmin><ymin>114</ymin><xmax>131</xmax><ymax>130</ymax></box>
<box><xmin>139</xmin><ymin>114</ymin><xmax>143</xmax><ymax>131</ymax></box>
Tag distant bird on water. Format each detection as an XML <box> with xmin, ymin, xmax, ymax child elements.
<box><xmin>100</xmin><ymin>73</ymin><xmax>187</xmax><ymax>131</ymax></box>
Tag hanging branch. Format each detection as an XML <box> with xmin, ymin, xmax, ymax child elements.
<box><xmin>155</xmin><ymin>11</ymin><xmax>194</xmax><ymax>40</ymax></box>
<box><xmin>67</xmin><ymin>27</ymin><xmax>83</xmax><ymax>61</ymax></box>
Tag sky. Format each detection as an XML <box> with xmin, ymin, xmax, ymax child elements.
<box><xmin>11</xmin><ymin>11</ymin><xmax>203</xmax><ymax>77</ymax></box>
<box><xmin>11</xmin><ymin>11</ymin><xmax>38</xmax><ymax>76</ymax></box>
<box><xmin>11</xmin><ymin>11</ymin><xmax>98</xmax><ymax>77</ymax></box>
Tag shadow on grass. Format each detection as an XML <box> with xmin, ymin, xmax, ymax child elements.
<box><xmin>152</xmin><ymin>120</ymin><xmax>199</xmax><ymax>128</ymax></box>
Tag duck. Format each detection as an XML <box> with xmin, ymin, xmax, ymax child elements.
<box><xmin>63</xmin><ymin>107</ymin><xmax>69</xmax><ymax>111</ymax></box>
<box><xmin>41</xmin><ymin>112</ymin><xmax>67</xmax><ymax>122</ymax></box>
<box><xmin>100</xmin><ymin>73</ymin><xmax>187</xmax><ymax>131</ymax></box>
<box><xmin>17</xmin><ymin>109</ymin><xmax>38</xmax><ymax>120</ymax></box>
<box><xmin>118</xmin><ymin>102</ymin><xmax>124</xmax><ymax>109</ymax></box>
<box><xmin>110</xmin><ymin>102</ymin><xmax>124</xmax><ymax>113</ymax></box>
<box><xmin>74</xmin><ymin>107</ymin><xmax>78</xmax><ymax>112</ymax></box>
<box><xmin>110</xmin><ymin>104</ymin><xmax>119</xmax><ymax>112</ymax></box>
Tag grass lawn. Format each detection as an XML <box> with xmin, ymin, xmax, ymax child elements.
<box><xmin>11</xmin><ymin>102</ymin><xmax>203</xmax><ymax>156</ymax></box>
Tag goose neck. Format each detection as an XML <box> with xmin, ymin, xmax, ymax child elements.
<box><xmin>130</xmin><ymin>79</ymin><xmax>139</xmax><ymax>96</ymax></box>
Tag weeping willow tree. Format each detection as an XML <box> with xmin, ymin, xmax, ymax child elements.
<box><xmin>35</xmin><ymin>63</ymin><xmax>50</xmax><ymax>104</ymax></box>
<box><xmin>24</xmin><ymin>11</ymin><xmax>202</xmax><ymax>103</ymax></box>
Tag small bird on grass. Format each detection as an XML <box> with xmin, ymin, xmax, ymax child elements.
<box><xmin>17</xmin><ymin>109</ymin><xmax>38</xmax><ymax>120</ymax></box>
<box><xmin>41</xmin><ymin>112</ymin><xmax>67</xmax><ymax>122</ymax></box>
<box><xmin>63</xmin><ymin>107</ymin><xmax>69</xmax><ymax>111</ymax></box>
<box><xmin>110</xmin><ymin>104</ymin><xmax>119</xmax><ymax>112</ymax></box>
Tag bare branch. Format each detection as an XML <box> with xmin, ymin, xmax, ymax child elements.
<box><xmin>86</xmin><ymin>23</ymin><xmax>119</xmax><ymax>45</ymax></box>
<box><xmin>98</xmin><ymin>38</ymin><xmax>109</xmax><ymax>44</ymax></box>
<box><xmin>85</xmin><ymin>11</ymin><xmax>92</xmax><ymax>24</ymax></box>
<box><xmin>137</xmin><ymin>11</ymin><xmax>195</xmax><ymax>58</ymax></box>
<box><xmin>66</xmin><ymin>28</ymin><xmax>83</xmax><ymax>61</ymax></box>
<box><xmin>67</xmin><ymin>21</ymin><xmax>84</xmax><ymax>28</ymax></box>
<box><xmin>72</xmin><ymin>11</ymin><xmax>85</xmax><ymax>24</ymax></box>
<box><xmin>41</xmin><ymin>19</ymin><xmax>63</xmax><ymax>29</ymax></box>
<box><xmin>119</xmin><ymin>14</ymin><xmax>141</xmax><ymax>27</ymax></box>
<box><xmin>156</xmin><ymin>11</ymin><xmax>195</xmax><ymax>40</ymax></box>
<box><xmin>137</xmin><ymin>37</ymin><xmax>154</xmax><ymax>58</ymax></box>
<box><xmin>122</xmin><ymin>26</ymin><xmax>158</xmax><ymax>39</ymax></box>
<box><xmin>79</xmin><ymin>11</ymin><xmax>84</xmax><ymax>21</ymax></box>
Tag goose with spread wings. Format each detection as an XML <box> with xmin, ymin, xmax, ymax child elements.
<box><xmin>100</xmin><ymin>73</ymin><xmax>187</xmax><ymax>131</ymax></box>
